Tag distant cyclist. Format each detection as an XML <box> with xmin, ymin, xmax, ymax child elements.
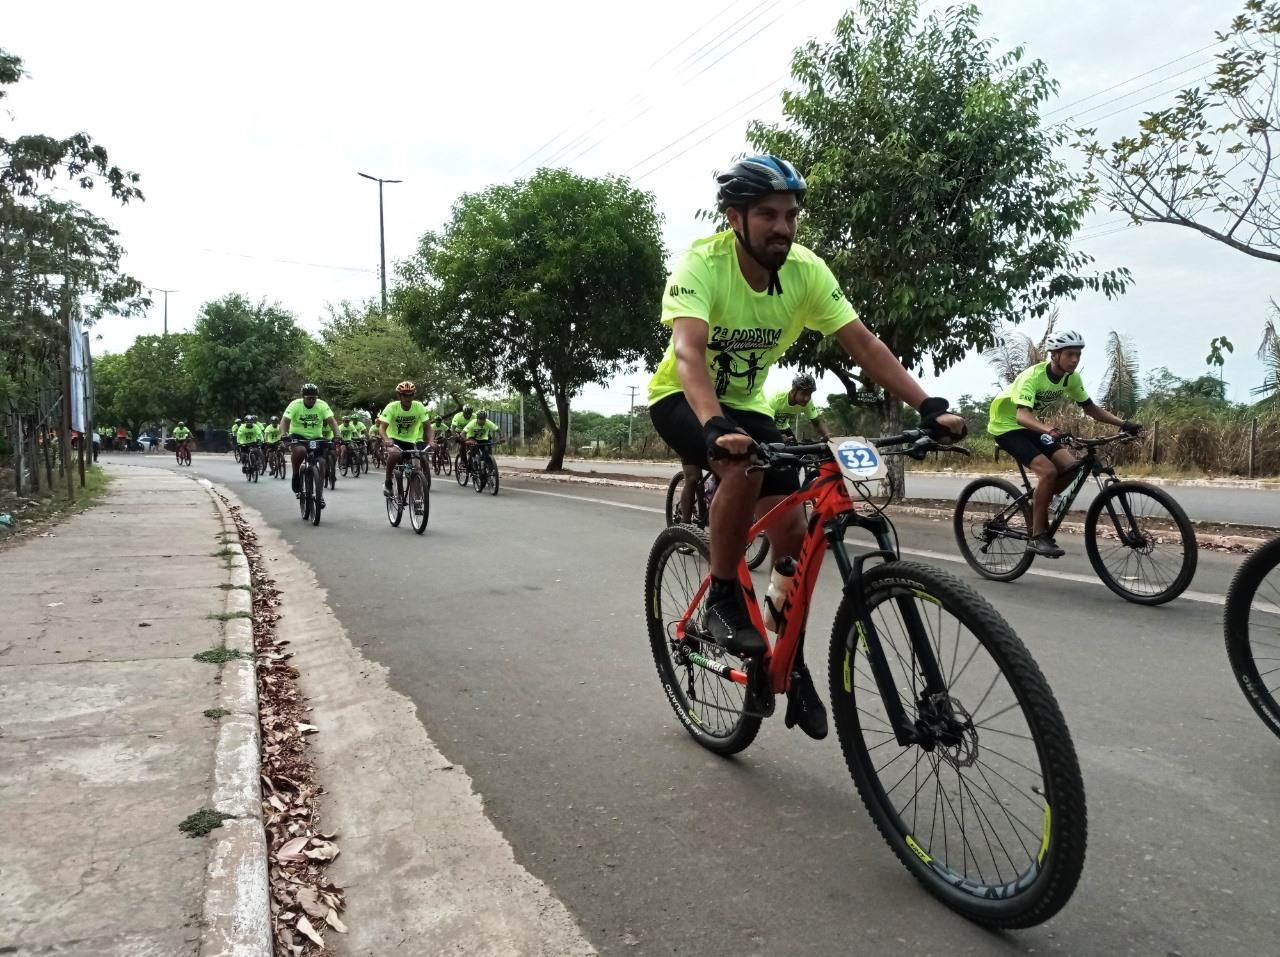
<box><xmin>987</xmin><ymin>330</ymin><xmax>1141</xmax><ymax>558</ymax></box>
<box><xmin>768</xmin><ymin>373</ymin><xmax>831</xmax><ymax>442</ymax></box>
<box><xmin>235</xmin><ymin>416</ymin><xmax>265</xmax><ymax>474</ymax></box>
<box><xmin>378</xmin><ymin>381</ymin><xmax>433</xmax><ymax>497</ymax></box>
<box><xmin>647</xmin><ymin>155</ymin><xmax>965</xmax><ymax>740</ymax></box>
<box><xmin>263</xmin><ymin>416</ymin><xmax>282</xmax><ymax>445</ymax></box>
<box><xmin>172</xmin><ymin>422</ymin><xmax>192</xmax><ymax>460</ymax></box>
<box><xmin>462</xmin><ymin>410</ymin><xmax>502</xmax><ymax>472</ymax></box>
<box><xmin>280</xmin><ymin>384</ymin><xmax>342</xmax><ymax>497</ymax></box>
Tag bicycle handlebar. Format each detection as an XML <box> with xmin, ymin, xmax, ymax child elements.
<box><xmin>1066</xmin><ymin>432</ymin><xmax>1140</xmax><ymax>450</ymax></box>
<box><xmin>751</xmin><ymin>428</ymin><xmax>969</xmax><ymax>470</ymax></box>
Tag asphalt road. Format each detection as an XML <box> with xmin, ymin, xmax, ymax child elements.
<box><xmin>499</xmin><ymin>455</ymin><xmax>1280</xmax><ymax>528</ymax></box>
<box><xmin>115</xmin><ymin>451</ymin><xmax>1280</xmax><ymax>956</ymax></box>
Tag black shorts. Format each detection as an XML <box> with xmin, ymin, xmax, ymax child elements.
<box><xmin>649</xmin><ymin>393</ymin><xmax>799</xmax><ymax>498</ymax></box>
<box><xmin>389</xmin><ymin>438</ymin><xmax>420</xmax><ymax>452</ymax></box>
<box><xmin>994</xmin><ymin>428</ymin><xmax>1063</xmax><ymax>466</ymax></box>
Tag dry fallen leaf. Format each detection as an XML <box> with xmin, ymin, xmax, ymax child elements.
<box><xmin>276</xmin><ymin>836</ymin><xmax>309</xmax><ymax>861</ymax></box>
<box><xmin>295</xmin><ymin>887</ymin><xmax>328</xmax><ymax>920</ymax></box>
<box><xmin>304</xmin><ymin>841</ymin><xmax>340</xmax><ymax>862</ymax></box>
<box><xmin>296</xmin><ymin>914</ymin><xmax>325</xmax><ymax>947</ymax></box>
<box><xmin>324</xmin><ymin>909</ymin><xmax>347</xmax><ymax>933</ymax></box>
<box><xmin>296</xmin><ymin>723</ymin><xmax>318</xmax><ymax>734</ymax></box>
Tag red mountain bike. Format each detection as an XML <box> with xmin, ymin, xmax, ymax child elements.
<box><xmin>644</xmin><ymin>430</ymin><xmax>1087</xmax><ymax>928</ymax></box>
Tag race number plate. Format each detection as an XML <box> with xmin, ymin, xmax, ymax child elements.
<box><xmin>308</xmin><ymin>440</ymin><xmax>318</xmax><ymax>451</ymax></box>
<box><xmin>830</xmin><ymin>436</ymin><xmax>887</xmax><ymax>485</ymax></box>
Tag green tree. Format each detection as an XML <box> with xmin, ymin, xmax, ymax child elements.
<box><xmin>1080</xmin><ymin>2</ymin><xmax>1280</xmax><ymax>262</ymax></box>
<box><xmin>1256</xmin><ymin>304</ymin><xmax>1280</xmax><ymax>398</ymax></box>
<box><xmin>397</xmin><ymin>168</ymin><xmax>667</xmax><ymax>470</ymax></box>
<box><xmin>311</xmin><ymin>301</ymin><xmax>466</xmax><ymax>414</ymax></box>
<box><xmin>187</xmin><ymin>294</ymin><xmax>307</xmax><ymax>420</ymax></box>
<box><xmin>750</xmin><ymin>0</ymin><xmax>1128</xmax><ymax>487</ymax></box>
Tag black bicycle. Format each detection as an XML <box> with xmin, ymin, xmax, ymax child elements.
<box><xmin>292</xmin><ymin>437</ymin><xmax>329</xmax><ymax>527</ymax></box>
<box><xmin>386</xmin><ymin>445</ymin><xmax>430</xmax><ymax>534</ymax></box>
<box><xmin>665</xmin><ymin>467</ymin><xmax>770</xmax><ymax>570</ymax></box>
<box><xmin>472</xmin><ymin>441</ymin><xmax>500</xmax><ymax>495</ymax></box>
<box><xmin>1225</xmin><ymin>536</ymin><xmax>1280</xmax><ymax>740</ymax></box>
<box><xmin>953</xmin><ymin>433</ymin><xmax>1197</xmax><ymax>605</ymax></box>
<box><xmin>241</xmin><ymin>442</ymin><xmax>263</xmax><ymax>483</ymax></box>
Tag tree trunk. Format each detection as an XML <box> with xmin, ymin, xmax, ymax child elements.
<box><xmin>528</xmin><ymin>380</ymin><xmax>565</xmax><ymax>471</ymax></box>
<box><xmin>547</xmin><ymin>389</ymin><xmax>571</xmax><ymax>471</ymax></box>
<box><xmin>880</xmin><ymin>399</ymin><xmax>905</xmax><ymax>500</ymax></box>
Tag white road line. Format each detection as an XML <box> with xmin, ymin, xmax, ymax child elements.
<box><xmin>512</xmin><ymin>483</ymin><xmax>1234</xmax><ymax>607</ymax></box>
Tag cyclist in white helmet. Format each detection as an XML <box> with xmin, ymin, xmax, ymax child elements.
<box><xmin>987</xmin><ymin>329</ymin><xmax>1142</xmax><ymax>557</ymax></box>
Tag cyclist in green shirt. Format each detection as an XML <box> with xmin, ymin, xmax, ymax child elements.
<box><xmin>767</xmin><ymin>374</ymin><xmax>831</xmax><ymax>441</ymax></box>
<box><xmin>378</xmin><ymin>381</ymin><xmax>433</xmax><ymax>497</ymax></box>
<box><xmin>462</xmin><ymin>410</ymin><xmax>502</xmax><ymax>473</ymax></box>
<box><xmin>172</xmin><ymin>423</ymin><xmax>192</xmax><ymax>461</ymax></box>
<box><xmin>648</xmin><ymin>155</ymin><xmax>965</xmax><ymax>740</ymax></box>
<box><xmin>281</xmin><ymin>383</ymin><xmax>342</xmax><ymax>496</ymax></box>
<box><xmin>235</xmin><ymin>416</ymin><xmax>266</xmax><ymax>475</ymax></box>
<box><xmin>229</xmin><ymin>418</ymin><xmax>242</xmax><ymax>453</ymax></box>
<box><xmin>263</xmin><ymin>418</ymin><xmax>282</xmax><ymax>444</ymax></box>
<box><xmin>987</xmin><ymin>330</ymin><xmax>1141</xmax><ymax>558</ymax></box>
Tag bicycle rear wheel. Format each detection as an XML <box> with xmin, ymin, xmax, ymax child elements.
<box><xmin>953</xmin><ymin>478</ymin><xmax>1035</xmax><ymax>582</ymax></box>
<box><xmin>408</xmin><ymin>471</ymin><xmax>429</xmax><ymax>534</ymax></box>
<box><xmin>1225</xmin><ymin>536</ymin><xmax>1280</xmax><ymax>739</ymax></box>
<box><xmin>1084</xmin><ymin>481</ymin><xmax>1196</xmax><ymax>605</ymax></box>
<box><xmin>745</xmin><ymin>533</ymin><xmax>769</xmax><ymax>570</ymax></box>
<box><xmin>828</xmin><ymin>561</ymin><xmax>1086</xmax><ymax>928</ymax></box>
<box><xmin>644</xmin><ymin>524</ymin><xmax>762</xmax><ymax>756</ymax></box>
<box><xmin>488</xmin><ymin>460</ymin><xmax>499</xmax><ymax>496</ymax></box>
<box><xmin>442</xmin><ymin>450</ymin><xmax>453</xmax><ymax>476</ymax></box>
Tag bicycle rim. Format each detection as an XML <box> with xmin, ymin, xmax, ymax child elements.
<box><xmin>489</xmin><ymin>463</ymin><xmax>499</xmax><ymax>496</ymax></box>
<box><xmin>828</xmin><ymin>561</ymin><xmax>1086</xmax><ymax>927</ymax></box>
<box><xmin>387</xmin><ymin>475</ymin><xmax>404</xmax><ymax>527</ymax></box>
<box><xmin>745</xmin><ymin>533</ymin><xmax>769</xmax><ymax>570</ymax></box>
<box><xmin>644</xmin><ymin>524</ymin><xmax>761</xmax><ymax>755</ymax></box>
<box><xmin>455</xmin><ymin>455</ymin><xmax>469</xmax><ymax>486</ymax></box>
<box><xmin>1085</xmin><ymin>482</ymin><xmax>1197</xmax><ymax>605</ymax></box>
<box><xmin>953</xmin><ymin>479</ymin><xmax>1034</xmax><ymax>582</ymax></box>
<box><xmin>1225</xmin><ymin>537</ymin><xmax>1280</xmax><ymax>739</ymax></box>
<box><xmin>311</xmin><ymin>465</ymin><xmax>323</xmax><ymax>525</ymax></box>
<box><xmin>301</xmin><ymin>468</ymin><xmax>312</xmax><ymax>520</ymax></box>
<box><xmin>409</xmin><ymin>472</ymin><xmax>429</xmax><ymax>534</ymax></box>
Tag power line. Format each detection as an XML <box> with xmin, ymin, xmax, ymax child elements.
<box><xmin>633</xmin><ymin>85</ymin><xmax>784</xmax><ymax>182</ymax></box>
<box><xmin>196</xmin><ymin>247</ymin><xmax>376</xmax><ymax>274</ymax></box>
<box><xmin>1081</xmin><ymin>72</ymin><xmax>1214</xmax><ymax>125</ymax></box>
<box><xmin>1045</xmin><ymin>39</ymin><xmax>1225</xmax><ymax>118</ymax></box>
<box><xmin>506</xmin><ymin>0</ymin><xmax>753</xmax><ymax>173</ymax></box>
<box><xmin>1051</xmin><ymin>58</ymin><xmax>1217</xmax><ymax>124</ymax></box>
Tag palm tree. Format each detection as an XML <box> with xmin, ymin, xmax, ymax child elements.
<box><xmin>1253</xmin><ymin>300</ymin><xmax>1280</xmax><ymax>400</ymax></box>
<box><xmin>982</xmin><ymin>309</ymin><xmax>1058</xmax><ymax>386</ymax></box>
<box><xmin>1098</xmin><ymin>331</ymin><xmax>1141</xmax><ymax>417</ymax></box>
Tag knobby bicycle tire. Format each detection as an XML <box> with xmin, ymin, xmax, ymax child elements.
<box><xmin>300</xmin><ymin>465</ymin><xmax>313</xmax><ymax>521</ymax></box>
<box><xmin>827</xmin><ymin>561</ymin><xmax>1086</xmax><ymax>928</ymax></box>
<box><xmin>953</xmin><ymin>477</ymin><xmax>1035</xmax><ymax>582</ymax></box>
<box><xmin>409</xmin><ymin>471</ymin><xmax>429</xmax><ymax>534</ymax></box>
<box><xmin>1084</xmin><ymin>481</ymin><xmax>1196</xmax><ymax>605</ymax></box>
<box><xmin>1224</xmin><ymin>536</ymin><xmax>1280</xmax><ymax>740</ymax></box>
<box><xmin>488</xmin><ymin>461</ymin><xmax>499</xmax><ymax>496</ymax></box>
<box><xmin>386</xmin><ymin>472</ymin><xmax>404</xmax><ymax>527</ymax></box>
<box><xmin>644</xmin><ymin>524</ymin><xmax>762</xmax><ymax>756</ymax></box>
<box><xmin>311</xmin><ymin>462</ymin><xmax>324</xmax><ymax>526</ymax></box>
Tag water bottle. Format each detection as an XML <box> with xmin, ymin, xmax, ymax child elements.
<box><xmin>1049</xmin><ymin>494</ymin><xmax>1065</xmax><ymax>516</ymax></box>
<box><xmin>764</xmin><ymin>556</ymin><xmax>797</xmax><ymax>632</ymax></box>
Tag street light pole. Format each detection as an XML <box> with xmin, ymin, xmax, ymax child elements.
<box><xmin>358</xmin><ymin>172</ymin><xmax>403</xmax><ymax>312</ymax></box>
<box><xmin>151</xmin><ymin>287</ymin><xmax>177</xmax><ymax>335</ymax></box>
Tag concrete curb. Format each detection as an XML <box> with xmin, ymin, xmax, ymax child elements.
<box><xmin>199</xmin><ymin>480</ymin><xmax>271</xmax><ymax>957</ymax></box>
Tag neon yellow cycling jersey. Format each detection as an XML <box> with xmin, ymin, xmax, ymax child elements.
<box><xmin>282</xmin><ymin>398</ymin><xmax>335</xmax><ymax>439</ymax></box>
<box><xmin>235</xmin><ymin>423</ymin><xmax>264</xmax><ymax>444</ymax></box>
<box><xmin>338</xmin><ymin>423</ymin><xmax>360</xmax><ymax>440</ymax></box>
<box><xmin>172</xmin><ymin>426</ymin><xmax>191</xmax><ymax>440</ymax></box>
<box><xmin>767</xmin><ymin>389</ymin><xmax>818</xmax><ymax>426</ymax></box>
<box><xmin>647</xmin><ymin>230</ymin><xmax>858</xmax><ymax>417</ymax></box>
<box><xmin>988</xmin><ymin>362</ymin><xmax>1090</xmax><ymax>436</ymax></box>
<box><xmin>463</xmin><ymin>419</ymin><xmax>500</xmax><ymax>441</ymax></box>
<box><xmin>450</xmin><ymin>411</ymin><xmax>472</xmax><ymax>432</ymax></box>
<box><xmin>263</xmin><ymin>425</ymin><xmax>281</xmax><ymax>443</ymax></box>
<box><xmin>379</xmin><ymin>400</ymin><xmax>430</xmax><ymax>443</ymax></box>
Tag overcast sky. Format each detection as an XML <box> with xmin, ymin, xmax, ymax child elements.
<box><xmin>6</xmin><ymin>0</ymin><xmax>1274</xmax><ymax>416</ymax></box>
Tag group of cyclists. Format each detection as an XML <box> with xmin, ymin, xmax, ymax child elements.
<box><xmin>220</xmin><ymin>382</ymin><xmax>504</xmax><ymax>508</ymax></box>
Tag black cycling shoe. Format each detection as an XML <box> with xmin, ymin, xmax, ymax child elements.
<box><xmin>291</xmin><ymin>474</ymin><xmax>301</xmax><ymax>494</ymax></box>
<box><xmin>1027</xmin><ymin>534</ymin><xmax>1065</xmax><ymax>558</ymax></box>
<box><xmin>785</xmin><ymin>666</ymin><xmax>828</xmax><ymax>739</ymax></box>
<box><xmin>704</xmin><ymin>589</ymin><xmax>767</xmax><ymax>658</ymax></box>
<box><xmin>383</xmin><ymin>483</ymin><xmax>394</xmax><ymax>499</ymax></box>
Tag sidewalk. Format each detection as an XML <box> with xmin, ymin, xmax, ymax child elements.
<box><xmin>0</xmin><ymin>466</ymin><xmax>267</xmax><ymax>956</ymax></box>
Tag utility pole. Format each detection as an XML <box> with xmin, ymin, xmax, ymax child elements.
<box><xmin>518</xmin><ymin>394</ymin><xmax>525</xmax><ymax>449</ymax></box>
<box><xmin>357</xmin><ymin>172</ymin><xmax>403</xmax><ymax>312</ymax></box>
<box><xmin>60</xmin><ymin>276</ymin><xmax>75</xmax><ymax>502</ymax></box>
<box><xmin>152</xmin><ymin>287</ymin><xmax>177</xmax><ymax>335</ymax></box>
<box><xmin>626</xmin><ymin>385</ymin><xmax>638</xmax><ymax>447</ymax></box>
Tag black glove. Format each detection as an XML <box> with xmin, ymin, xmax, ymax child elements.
<box><xmin>918</xmin><ymin>396</ymin><xmax>966</xmax><ymax>440</ymax></box>
<box><xmin>1120</xmin><ymin>421</ymin><xmax>1142</xmax><ymax>436</ymax></box>
<box><xmin>703</xmin><ymin>416</ymin><xmax>752</xmax><ymax>461</ymax></box>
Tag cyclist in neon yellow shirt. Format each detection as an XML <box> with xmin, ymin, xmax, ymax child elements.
<box><xmin>281</xmin><ymin>384</ymin><xmax>341</xmax><ymax>496</ymax></box>
<box><xmin>235</xmin><ymin>416</ymin><xmax>266</xmax><ymax>476</ymax></box>
<box><xmin>172</xmin><ymin>423</ymin><xmax>192</xmax><ymax>461</ymax></box>
<box><xmin>377</xmin><ymin>381</ymin><xmax>433</xmax><ymax>497</ymax></box>
<box><xmin>647</xmin><ymin>155</ymin><xmax>965</xmax><ymax>740</ymax></box>
<box><xmin>263</xmin><ymin>418</ymin><xmax>282</xmax><ymax>444</ymax></box>
<box><xmin>462</xmin><ymin>410</ymin><xmax>502</xmax><ymax>474</ymax></box>
<box><xmin>767</xmin><ymin>374</ymin><xmax>831</xmax><ymax>441</ymax></box>
<box><xmin>987</xmin><ymin>329</ymin><xmax>1141</xmax><ymax>558</ymax></box>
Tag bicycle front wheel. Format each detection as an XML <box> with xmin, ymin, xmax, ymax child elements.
<box><xmin>455</xmin><ymin>453</ymin><xmax>470</xmax><ymax>486</ymax></box>
<box><xmin>300</xmin><ymin>465</ymin><xmax>313</xmax><ymax>521</ymax></box>
<box><xmin>745</xmin><ymin>533</ymin><xmax>769</xmax><ymax>570</ymax></box>
<box><xmin>310</xmin><ymin>463</ymin><xmax>324</xmax><ymax>526</ymax></box>
<box><xmin>828</xmin><ymin>561</ymin><xmax>1086</xmax><ymax>928</ymax></box>
<box><xmin>1225</xmin><ymin>536</ymin><xmax>1280</xmax><ymax>739</ymax></box>
<box><xmin>408</xmin><ymin>471</ymin><xmax>429</xmax><ymax>534</ymax></box>
<box><xmin>387</xmin><ymin>473</ymin><xmax>404</xmax><ymax>527</ymax></box>
<box><xmin>644</xmin><ymin>524</ymin><xmax>762</xmax><ymax>756</ymax></box>
<box><xmin>1084</xmin><ymin>481</ymin><xmax>1197</xmax><ymax>605</ymax></box>
<box><xmin>953</xmin><ymin>478</ymin><xmax>1034</xmax><ymax>582</ymax></box>
<box><xmin>488</xmin><ymin>460</ymin><xmax>500</xmax><ymax>496</ymax></box>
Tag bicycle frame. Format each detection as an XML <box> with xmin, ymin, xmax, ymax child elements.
<box><xmin>674</xmin><ymin>453</ymin><xmax>949</xmax><ymax>746</ymax></box>
<box><xmin>1005</xmin><ymin>436</ymin><xmax>1141</xmax><ymax>541</ymax></box>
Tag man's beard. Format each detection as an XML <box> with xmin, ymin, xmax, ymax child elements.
<box><xmin>753</xmin><ymin>236</ymin><xmax>792</xmax><ymax>271</ymax></box>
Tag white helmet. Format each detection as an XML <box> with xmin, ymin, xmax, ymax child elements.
<box><xmin>1046</xmin><ymin>329</ymin><xmax>1085</xmax><ymax>351</ymax></box>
